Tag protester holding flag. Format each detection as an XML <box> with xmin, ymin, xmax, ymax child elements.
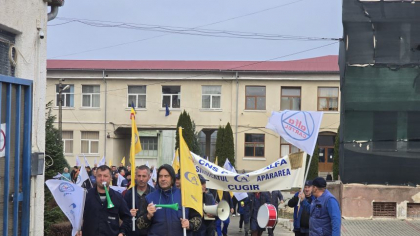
<box><xmin>136</xmin><ymin>164</ymin><xmax>202</xmax><ymax>236</ymax></box>
<box><xmin>77</xmin><ymin>165</ymin><xmax>131</xmax><ymax>236</ymax></box>
<box><xmin>288</xmin><ymin>180</ymin><xmax>314</xmax><ymax>236</ymax></box>
<box><xmin>61</xmin><ymin>167</ymin><xmax>71</xmax><ymax>182</ymax></box>
<box><xmin>70</xmin><ymin>166</ymin><xmax>79</xmax><ymax>183</ymax></box>
<box><xmin>124</xmin><ymin>165</ymin><xmax>155</xmax><ymax>236</ymax></box>
<box><xmin>119</xmin><ymin>160</ymin><xmax>128</xmax><ymax>175</ymax></box>
<box><xmin>249</xmin><ymin>192</ymin><xmax>271</xmax><ymax>236</ymax></box>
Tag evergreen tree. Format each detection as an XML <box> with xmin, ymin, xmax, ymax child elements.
<box><xmin>220</xmin><ymin>122</ymin><xmax>235</xmax><ymax>167</ymax></box>
<box><xmin>305</xmin><ymin>144</ymin><xmax>319</xmax><ymax>181</ymax></box>
<box><xmin>333</xmin><ymin>127</ymin><xmax>340</xmax><ymax>180</ymax></box>
<box><xmin>175</xmin><ymin>110</ymin><xmax>197</xmax><ymax>152</ymax></box>
<box><xmin>191</xmin><ymin>121</ymin><xmax>201</xmax><ymax>155</ymax></box>
<box><xmin>214</xmin><ymin>126</ymin><xmax>225</xmax><ymax>164</ymax></box>
<box><xmin>44</xmin><ymin>101</ymin><xmax>70</xmax><ymax>235</ymax></box>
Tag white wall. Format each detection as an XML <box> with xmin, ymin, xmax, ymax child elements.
<box><xmin>0</xmin><ymin>1</ymin><xmax>48</xmax><ymax>235</ymax></box>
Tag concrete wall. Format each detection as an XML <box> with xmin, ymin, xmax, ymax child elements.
<box><xmin>0</xmin><ymin>1</ymin><xmax>48</xmax><ymax>235</ymax></box>
<box><xmin>341</xmin><ymin>184</ymin><xmax>420</xmax><ymax>219</ymax></box>
<box><xmin>47</xmin><ymin>69</ymin><xmax>340</xmax><ymax>171</ymax></box>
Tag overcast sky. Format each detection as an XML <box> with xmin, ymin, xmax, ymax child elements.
<box><xmin>47</xmin><ymin>0</ymin><xmax>342</xmax><ymax>61</ymax></box>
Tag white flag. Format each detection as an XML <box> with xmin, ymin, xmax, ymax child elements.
<box><xmin>110</xmin><ymin>186</ymin><xmax>126</xmax><ymax>194</ymax></box>
<box><xmin>75</xmin><ymin>165</ymin><xmax>89</xmax><ymax>187</ymax></box>
<box><xmin>99</xmin><ymin>156</ymin><xmax>106</xmax><ymax>166</ymax></box>
<box><xmin>94</xmin><ymin>158</ymin><xmax>97</xmax><ymax>166</ymax></box>
<box><xmin>46</xmin><ymin>180</ymin><xmax>86</xmax><ymax>236</ymax></box>
<box><xmin>83</xmin><ymin>155</ymin><xmax>90</xmax><ymax>167</ymax></box>
<box><xmin>266</xmin><ymin>110</ymin><xmax>323</xmax><ymax>156</ymax></box>
<box><xmin>151</xmin><ymin>167</ymin><xmax>157</xmax><ymax>181</ymax></box>
<box><xmin>145</xmin><ymin>161</ymin><xmax>150</xmax><ymax>167</ymax></box>
<box><xmin>117</xmin><ymin>174</ymin><xmax>126</xmax><ymax>187</ymax></box>
<box><xmin>75</xmin><ymin>155</ymin><xmax>81</xmax><ymax>166</ymax></box>
<box><xmin>52</xmin><ymin>173</ymin><xmax>62</xmax><ymax>179</ymax></box>
<box><xmin>223</xmin><ymin>159</ymin><xmax>248</xmax><ymax>201</ymax></box>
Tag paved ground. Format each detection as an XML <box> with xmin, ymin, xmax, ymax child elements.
<box><xmin>342</xmin><ymin>220</ymin><xmax>420</xmax><ymax>236</ymax></box>
<box><xmin>225</xmin><ymin>214</ymin><xmax>294</xmax><ymax>236</ymax></box>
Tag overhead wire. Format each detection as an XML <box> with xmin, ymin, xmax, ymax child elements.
<box><xmin>48</xmin><ymin>0</ymin><xmax>310</xmax><ymax>59</ymax></box>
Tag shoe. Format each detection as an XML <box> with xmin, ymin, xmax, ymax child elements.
<box><xmin>244</xmin><ymin>232</ymin><xmax>249</xmax><ymax>236</ymax></box>
<box><xmin>232</xmin><ymin>214</ymin><xmax>236</xmax><ymax>217</ymax></box>
<box><xmin>237</xmin><ymin>213</ymin><xmax>240</xmax><ymax>216</ymax></box>
<box><xmin>223</xmin><ymin>234</ymin><xmax>227</xmax><ymax>236</ymax></box>
<box><xmin>239</xmin><ymin>228</ymin><xmax>242</xmax><ymax>232</ymax></box>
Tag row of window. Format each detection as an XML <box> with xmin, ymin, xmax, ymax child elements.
<box><xmin>56</xmin><ymin>85</ymin><xmax>339</xmax><ymax>111</ymax></box>
<box><xmin>62</xmin><ymin>130</ymin><xmax>158</xmax><ymax>156</ymax></box>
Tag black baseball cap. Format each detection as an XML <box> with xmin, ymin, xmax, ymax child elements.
<box><xmin>198</xmin><ymin>174</ymin><xmax>207</xmax><ymax>184</ymax></box>
<box><xmin>305</xmin><ymin>180</ymin><xmax>313</xmax><ymax>186</ymax></box>
<box><xmin>312</xmin><ymin>177</ymin><xmax>327</xmax><ymax>188</ymax></box>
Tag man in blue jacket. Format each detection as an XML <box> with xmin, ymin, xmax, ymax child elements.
<box><xmin>268</xmin><ymin>190</ymin><xmax>284</xmax><ymax>236</ymax></box>
<box><xmin>124</xmin><ymin>165</ymin><xmax>155</xmax><ymax>236</ymax></box>
<box><xmin>299</xmin><ymin>177</ymin><xmax>341</xmax><ymax>236</ymax></box>
<box><xmin>209</xmin><ymin>189</ymin><xmax>234</xmax><ymax>236</ymax></box>
<box><xmin>77</xmin><ymin>165</ymin><xmax>131</xmax><ymax>236</ymax></box>
<box><xmin>136</xmin><ymin>164</ymin><xmax>201</xmax><ymax>236</ymax></box>
<box><xmin>288</xmin><ymin>180</ymin><xmax>314</xmax><ymax>236</ymax></box>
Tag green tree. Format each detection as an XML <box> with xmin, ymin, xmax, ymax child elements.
<box><xmin>333</xmin><ymin>127</ymin><xmax>340</xmax><ymax>180</ymax></box>
<box><xmin>305</xmin><ymin>144</ymin><xmax>319</xmax><ymax>181</ymax></box>
<box><xmin>44</xmin><ymin>101</ymin><xmax>70</xmax><ymax>235</ymax></box>
<box><xmin>214</xmin><ymin>126</ymin><xmax>225</xmax><ymax>164</ymax></box>
<box><xmin>220</xmin><ymin>122</ymin><xmax>235</xmax><ymax>168</ymax></box>
<box><xmin>191</xmin><ymin>121</ymin><xmax>201</xmax><ymax>155</ymax></box>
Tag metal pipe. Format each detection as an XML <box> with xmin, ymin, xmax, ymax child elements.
<box><xmin>47</xmin><ymin>6</ymin><xmax>59</xmax><ymax>21</ymax></box>
<box><xmin>235</xmin><ymin>72</ymin><xmax>239</xmax><ymax>163</ymax></box>
<box><xmin>103</xmin><ymin>70</ymin><xmax>107</xmax><ymax>158</ymax></box>
<box><xmin>58</xmin><ymin>79</ymin><xmax>63</xmax><ymax>141</ymax></box>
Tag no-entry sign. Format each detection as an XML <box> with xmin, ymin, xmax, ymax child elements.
<box><xmin>0</xmin><ymin>123</ymin><xmax>5</xmax><ymax>157</ymax></box>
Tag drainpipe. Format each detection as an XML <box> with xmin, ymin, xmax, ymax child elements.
<box><xmin>103</xmin><ymin>70</ymin><xmax>107</xmax><ymax>158</ymax></box>
<box><xmin>235</xmin><ymin>72</ymin><xmax>239</xmax><ymax>164</ymax></box>
<box><xmin>47</xmin><ymin>6</ymin><xmax>59</xmax><ymax>21</ymax></box>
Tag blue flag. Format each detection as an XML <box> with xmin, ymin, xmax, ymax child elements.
<box><xmin>165</xmin><ymin>103</ymin><xmax>170</xmax><ymax>116</ymax></box>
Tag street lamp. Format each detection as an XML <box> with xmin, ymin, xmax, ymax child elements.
<box><xmin>58</xmin><ymin>79</ymin><xmax>69</xmax><ymax>142</ymax></box>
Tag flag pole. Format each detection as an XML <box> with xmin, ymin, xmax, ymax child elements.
<box><xmin>298</xmin><ymin>153</ymin><xmax>312</xmax><ymax>207</ymax></box>
<box><xmin>132</xmin><ymin>182</ymin><xmax>135</xmax><ymax>231</ymax></box>
<box><xmin>182</xmin><ymin>206</ymin><xmax>187</xmax><ymax>236</ymax></box>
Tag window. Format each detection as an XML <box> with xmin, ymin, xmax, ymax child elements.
<box><xmin>127</xmin><ymin>85</ymin><xmax>146</xmax><ymax>108</ymax></box>
<box><xmin>162</xmin><ymin>86</ymin><xmax>181</xmax><ymax>108</ymax></box>
<box><xmin>245</xmin><ymin>134</ymin><xmax>265</xmax><ymax>157</ymax></box>
<box><xmin>62</xmin><ymin>131</ymin><xmax>73</xmax><ymax>154</ymax></box>
<box><xmin>56</xmin><ymin>84</ymin><xmax>74</xmax><ymax>107</ymax></box>
<box><xmin>82</xmin><ymin>85</ymin><xmax>100</xmax><ymax>108</ymax></box>
<box><xmin>245</xmin><ymin>86</ymin><xmax>266</xmax><ymax>110</ymax></box>
<box><xmin>0</xmin><ymin>30</ymin><xmax>16</xmax><ymax>76</ymax></box>
<box><xmin>139</xmin><ymin>137</ymin><xmax>158</xmax><ymax>157</ymax></box>
<box><xmin>318</xmin><ymin>87</ymin><xmax>339</xmax><ymax>111</ymax></box>
<box><xmin>202</xmin><ymin>85</ymin><xmax>221</xmax><ymax>109</ymax></box>
<box><xmin>281</xmin><ymin>87</ymin><xmax>301</xmax><ymax>110</ymax></box>
<box><xmin>280</xmin><ymin>137</ymin><xmax>299</xmax><ymax>157</ymax></box>
<box><xmin>81</xmin><ymin>131</ymin><xmax>99</xmax><ymax>154</ymax></box>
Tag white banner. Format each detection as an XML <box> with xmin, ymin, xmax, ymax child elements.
<box><xmin>110</xmin><ymin>186</ymin><xmax>127</xmax><ymax>194</ymax></box>
<box><xmin>192</xmin><ymin>152</ymin><xmax>307</xmax><ymax>192</ymax></box>
<box><xmin>75</xmin><ymin>155</ymin><xmax>81</xmax><ymax>166</ymax></box>
<box><xmin>222</xmin><ymin>159</ymin><xmax>249</xmax><ymax>201</ymax></box>
<box><xmin>46</xmin><ymin>180</ymin><xmax>86</xmax><ymax>236</ymax></box>
<box><xmin>76</xmin><ymin>165</ymin><xmax>89</xmax><ymax>187</ymax></box>
<box><xmin>99</xmin><ymin>156</ymin><xmax>106</xmax><ymax>166</ymax></box>
<box><xmin>266</xmin><ymin>110</ymin><xmax>323</xmax><ymax>156</ymax></box>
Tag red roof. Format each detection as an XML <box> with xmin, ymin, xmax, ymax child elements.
<box><xmin>47</xmin><ymin>55</ymin><xmax>338</xmax><ymax>73</ymax></box>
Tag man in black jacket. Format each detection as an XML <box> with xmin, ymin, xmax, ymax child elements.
<box><xmin>124</xmin><ymin>165</ymin><xmax>155</xmax><ymax>236</ymax></box>
<box><xmin>76</xmin><ymin>165</ymin><xmax>131</xmax><ymax>236</ymax></box>
<box><xmin>287</xmin><ymin>180</ymin><xmax>314</xmax><ymax>236</ymax></box>
<box><xmin>193</xmin><ymin>174</ymin><xmax>216</xmax><ymax>236</ymax></box>
<box><xmin>249</xmin><ymin>192</ymin><xmax>271</xmax><ymax>236</ymax></box>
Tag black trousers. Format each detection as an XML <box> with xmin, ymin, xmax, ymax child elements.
<box><xmin>239</xmin><ymin>214</ymin><xmax>244</xmax><ymax>228</ymax></box>
<box><xmin>232</xmin><ymin>197</ymin><xmax>238</xmax><ymax>214</ymax></box>
<box><xmin>294</xmin><ymin>231</ymin><xmax>309</xmax><ymax>236</ymax></box>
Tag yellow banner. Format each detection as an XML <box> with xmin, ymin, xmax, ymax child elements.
<box><xmin>179</xmin><ymin>128</ymin><xmax>203</xmax><ymax>216</ymax></box>
<box><xmin>172</xmin><ymin>149</ymin><xmax>180</xmax><ymax>174</ymax></box>
<box><xmin>121</xmin><ymin>156</ymin><xmax>125</xmax><ymax>166</ymax></box>
<box><xmin>129</xmin><ymin>107</ymin><xmax>142</xmax><ymax>188</ymax></box>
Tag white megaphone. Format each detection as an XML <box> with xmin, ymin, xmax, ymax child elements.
<box><xmin>203</xmin><ymin>200</ymin><xmax>230</xmax><ymax>221</ymax></box>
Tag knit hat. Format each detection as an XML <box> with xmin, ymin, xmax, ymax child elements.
<box><xmin>312</xmin><ymin>177</ymin><xmax>327</xmax><ymax>188</ymax></box>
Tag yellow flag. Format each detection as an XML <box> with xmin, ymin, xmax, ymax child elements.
<box><xmin>172</xmin><ymin>150</ymin><xmax>180</xmax><ymax>174</ymax></box>
<box><xmin>179</xmin><ymin>128</ymin><xmax>203</xmax><ymax>216</ymax></box>
<box><xmin>121</xmin><ymin>156</ymin><xmax>125</xmax><ymax>166</ymax></box>
<box><xmin>129</xmin><ymin>107</ymin><xmax>142</xmax><ymax>189</ymax></box>
<box><xmin>109</xmin><ymin>159</ymin><xmax>113</xmax><ymax>167</ymax></box>
<box><xmin>214</xmin><ymin>157</ymin><xmax>224</xmax><ymax>201</ymax></box>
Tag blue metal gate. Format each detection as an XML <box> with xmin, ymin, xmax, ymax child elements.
<box><xmin>0</xmin><ymin>74</ymin><xmax>32</xmax><ymax>236</ymax></box>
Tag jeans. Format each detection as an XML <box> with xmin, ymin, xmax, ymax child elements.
<box><xmin>215</xmin><ymin>217</ymin><xmax>230</xmax><ymax>236</ymax></box>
